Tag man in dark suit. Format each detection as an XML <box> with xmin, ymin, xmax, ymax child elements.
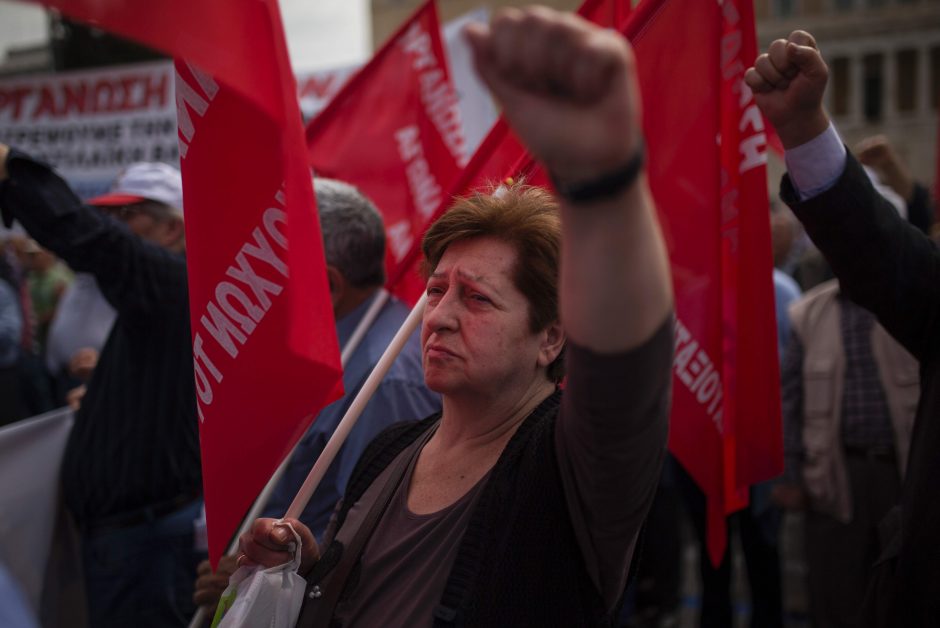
<box><xmin>747</xmin><ymin>31</ymin><xmax>940</xmax><ymax>627</ymax></box>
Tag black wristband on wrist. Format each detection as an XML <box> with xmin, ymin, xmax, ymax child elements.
<box><xmin>551</xmin><ymin>141</ymin><xmax>646</xmax><ymax>204</ymax></box>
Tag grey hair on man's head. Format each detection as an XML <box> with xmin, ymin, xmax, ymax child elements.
<box><xmin>314</xmin><ymin>178</ymin><xmax>386</xmax><ymax>288</ymax></box>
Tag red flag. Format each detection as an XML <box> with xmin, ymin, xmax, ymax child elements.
<box><xmin>720</xmin><ymin>0</ymin><xmax>782</xmax><ymax>499</ymax></box>
<box><xmin>305</xmin><ymin>0</ymin><xmax>466</xmax><ymax>305</ymax></box>
<box><xmin>379</xmin><ymin>118</ymin><xmax>528</xmax><ymax>304</ymax></box>
<box><xmin>32</xmin><ymin>0</ymin><xmax>343</xmax><ymax>565</ymax></box>
<box><xmin>602</xmin><ymin>0</ymin><xmax>780</xmax><ymax>567</ymax></box>
<box><xmin>392</xmin><ymin>0</ymin><xmax>779</xmax><ymax>566</ymax></box>
<box><xmin>579</xmin><ymin>0</ymin><xmax>632</xmax><ymax>28</ymax></box>
<box><xmin>379</xmin><ymin>0</ymin><xmax>630</xmax><ymax>303</ymax></box>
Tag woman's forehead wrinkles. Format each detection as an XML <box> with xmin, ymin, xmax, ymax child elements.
<box><xmin>431</xmin><ymin>266</ymin><xmax>507</xmax><ymax>290</ymax></box>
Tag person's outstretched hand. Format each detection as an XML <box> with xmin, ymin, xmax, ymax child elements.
<box><xmin>745</xmin><ymin>30</ymin><xmax>830</xmax><ymax>150</ymax></box>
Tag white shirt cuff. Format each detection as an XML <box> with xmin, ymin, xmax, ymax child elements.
<box><xmin>784</xmin><ymin>124</ymin><xmax>847</xmax><ymax>201</ymax></box>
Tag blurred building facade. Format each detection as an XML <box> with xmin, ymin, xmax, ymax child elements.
<box><xmin>0</xmin><ymin>10</ymin><xmax>165</xmax><ymax>77</ymax></box>
<box><xmin>756</xmin><ymin>0</ymin><xmax>940</xmax><ymax>188</ymax></box>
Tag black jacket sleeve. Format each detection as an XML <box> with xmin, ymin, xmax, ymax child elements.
<box><xmin>906</xmin><ymin>182</ymin><xmax>935</xmax><ymax>236</ymax></box>
<box><xmin>781</xmin><ymin>152</ymin><xmax>940</xmax><ymax>363</ymax></box>
<box><xmin>0</xmin><ymin>149</ymin><xmax>187</xmax><ymax>318</ymax></box>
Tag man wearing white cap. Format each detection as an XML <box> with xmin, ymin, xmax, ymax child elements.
<box><xmin>0</xmin><ymin>146</ymin><xmax>202</xmax><ymax>627</ymax></box>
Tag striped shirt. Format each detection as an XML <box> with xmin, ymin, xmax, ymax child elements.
<box><xmin>1</xmin><ymin>150</ymin><xmax>199</xmax><ymax>524</ymax></box>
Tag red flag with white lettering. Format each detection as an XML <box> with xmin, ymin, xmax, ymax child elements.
<box><xmin>380</xmin><ymin>117</ymin><xmax>532</xmax><ymax>304</ymax></box>
<box><xmin>593</xmin><ymin>0</ymin><xmax>780</xmax><ymax>567</ymax></box>
<box><xmin>392</xmin><ymin>0</ymin><xmax>779</xmax><ymax>565</ymax></box>
<box><xmin>720</xmin><ymin>0</ymin><xmax>782</xmax><ymax>520</ymax></box>
<box><xmin>30</xmin><ymin>0</ymin><xmax>343</xmax><ymax>565</ymax></box>
<box><xmin>305</xmin><ymin>0</ymin><xmax>466</xmax><ymax>305</ymax></box>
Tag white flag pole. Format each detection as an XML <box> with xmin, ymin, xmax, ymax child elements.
<box><xmin>340</xmin><ymin>289</ymin><xmax>390</xmax><ymax>366</ymax></box>
<box><xmin>285</xmin><ymin>292</ymin><xmax>426</xmax><ymax>520</ymax></box>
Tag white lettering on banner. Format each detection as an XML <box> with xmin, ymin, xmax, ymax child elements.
<box><xmin>0</xmin><ymin>132</ymin><xmax>176</xmax><ymax>166</ymax></box>
<box><xmin>192</xmin><ymin>334</ymin><xmax>221</xmax><ymax>405</ymax></box>
<box><xmin>0</xmin><ymin>119</ymin><xmax>178</xmax><ymax>161</ymax></box>
<box><xmin>263</xmin><ymin>192</ymin><xmax>288</xmax><ymax>248</ymax></box>
<box><xmin>396</xmin><ymin>125</ymin><xmax>443</xmax><ymax>225</ymax></box>
<box><xmin>387</xmin><ymin>219</ymin><xmax>414</xmax><ymax>263</ymax></box>
<box><xmin>399</xmin><ymin>21</ymin><xmax>468</xmax><ymax>166</ymax></box>
<box><xmin>226</xmin><ymin>232</ymin><xmax>287</xmax><ymax>309</ymax></box>
<box><xmin>738</xmin><ymin>106</ymin><xmax>767</xmax><ymax>173</ymax></box>
<box><xmin>674</xmin><ymin>317</ymin><xmax>723</xmax><ymax>433</ymax></box>
<box><xmin>0</xmin><ymin>73</ymin><xmax>168</xmax><ymax>121</ymax></box>
<box><xmin>175</xmin><ymin>61</ymin><xmax>219</xmax><ymax>159</ymax></box>
<box><xmin>298</xmin><ymin>74</ymin><xmax>338</xmax><ymax>101</ymax></box>
<box><xmin>0</xmin><ymin>64</ymin><xmax>180</xmax><ymax>197</ymax></box>
<box><xmin>192</xmin><ymin>193</ymin><xmax>289</xmax><ymax>418</ymax></box>
<box><xmin>720</xmin><ymin>2</ymin><xmax>767</xmax><ymax>175</ymax></box>
<box><xmin>717</xmin><ymin>2</ymin><xmax>767</xmax><ymax>254</ymax></box>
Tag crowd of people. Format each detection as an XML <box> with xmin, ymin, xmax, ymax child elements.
<box><xmin>0</xmin><ymin>5</ymin><xmax>937</xmax><ymax>628</ymax></box>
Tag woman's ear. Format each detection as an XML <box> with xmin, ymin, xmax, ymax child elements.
<box><xmin>537</xmin><ymin>321</ymin><xmax>565</xmax><ymax>369</ymax></box>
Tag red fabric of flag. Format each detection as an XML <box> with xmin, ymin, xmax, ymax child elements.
<box><xmin>32</xmin><ymin>0</ymin><xmax>343</xmax><ymax>565</ymax></box>
<box><xmin>618</xmin><ymin>0</ymin><xmax>780</xmax><ymax>567</ymax></box>
<box><xmin>383</xmin><ymin>117</ymin><xmax>534</xmax><ymax>304</ymax></box>
<box><xmin>305</xmin><ymin>0</ymin><xmax>466</xmax><ymax>306</ymax></box>
<box><xmin>720</xmin><ymin>0</ymin><xmax>782</xmax><ymax>502</ymax></box>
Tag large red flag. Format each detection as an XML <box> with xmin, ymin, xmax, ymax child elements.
<box><xmin>389</xmin><ymin>0</ymin><xmax>779</xmax><ymax>565</ymax></box>
<box><xmin>379</xmin><ymin>118</ymin><xmax>529</xmax><ymax>304</ymax></box>
<box><xmin>364</xmin><ymin>0</ymin><xmax>629</xmax><ymax>304</ymax></box>
<box><xmin>31</xmin><ymin>0</ymin><xmax>343</xmax><ymax>565</ymax></box>
<box><xmin>719</xmin><ymin>0</ymin><xmax>782</xmax><ymax>512</ymax></box>
<box><xmin>593</xmin><ymin>0</ymin><xmax>780</xmax><ymax>566</ymax></box>
<box><xmin>305</xmin><ymin>0</ymin><xmax>466</xmax><ymax>305</ymax></box>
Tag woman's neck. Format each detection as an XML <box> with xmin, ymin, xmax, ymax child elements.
<box><xmin>432</xmin><ymin>379</ymin><xmax>556</xmax><ymax>453</ymax></box>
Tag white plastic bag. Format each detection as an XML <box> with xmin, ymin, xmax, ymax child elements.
<box><xmin>211</xmin><ymin>522</ymin><xmax>307</xmax><ymax>628</ymax></box>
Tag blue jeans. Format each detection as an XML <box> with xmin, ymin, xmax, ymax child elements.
<box><xmin>81</xmin><ymin>499</ymin><xmax>205</xmax><ymax>628</ymax></box>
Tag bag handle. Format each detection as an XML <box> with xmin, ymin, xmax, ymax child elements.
<box><xmin>306</xmin><ymin>421</ymin><xmax>438</xmax><ymax>625</ymax></box>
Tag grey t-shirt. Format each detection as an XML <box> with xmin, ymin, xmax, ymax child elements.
<box><xmin>319</xmin><ymin>319</ymin><xmax>672</xmax><ymax>626</ymax></box>
<box><xmin>332</xmin><ymin>452</ymin><xmax>489</xmax><ymax>626</ymax></box>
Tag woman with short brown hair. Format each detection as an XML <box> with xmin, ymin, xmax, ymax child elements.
<box><xmin>239</xmin><ymin>7</ymin><xmax>674</xmax><ymax>626</ymax></box>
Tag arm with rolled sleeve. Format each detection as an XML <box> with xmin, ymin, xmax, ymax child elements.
<box><xmin>781</xmin><ymin>143</ymin><xmax>940</xmax><ymax>361</ymax></box>
<box><xmin>749</xmin><ymin>27</ymin><xmax>940</xmax><ymax>624</ymax></box>
<box><xmin>745</xmin><ymin>31</ymin><xmax>940</xmax><ymax>361</ymax></box>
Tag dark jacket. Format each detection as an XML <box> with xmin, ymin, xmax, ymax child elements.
<box><xmin>0</xmin><ymin>150</ymin><xmax>199</xmax><ymax>523</ymax></box>
<box><xmin>782</xmin><ymin>153</ymin><xmax>940</xmax><ymax>627</ymax></box>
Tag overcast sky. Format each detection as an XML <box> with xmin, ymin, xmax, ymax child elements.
<box><xmin>0</xmin><ymin>0</ymin><xmax>371</xmax><ymax>73</ymax></box>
